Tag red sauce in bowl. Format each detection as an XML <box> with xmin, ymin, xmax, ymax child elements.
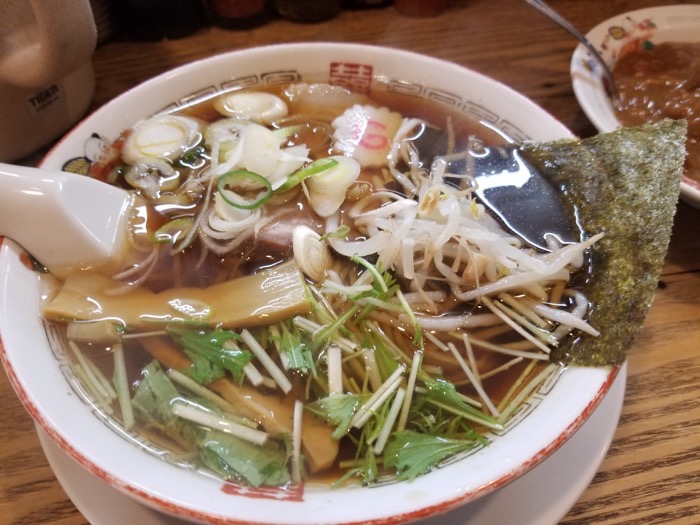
<box><xmin>612</xmin><ymin>42</ymin><xmax>700</xmax><ymax>182</ymax></box>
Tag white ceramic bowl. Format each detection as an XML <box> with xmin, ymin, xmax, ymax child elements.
<box><xmin>571</xmin><ymin>4</ymin><xmax>700</xmax><ymax>209</ymax></box>
<box><xmin>0</xmin><ymin>43</ymin><xmax>619</xmax><ymax>524</ymax></box>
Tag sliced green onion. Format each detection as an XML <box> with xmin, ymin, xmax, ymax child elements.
<box><xmin>153</xmin><ymin>217</ymin><xmax>194</xmax><ymax>246</ymax></box>
<box><xmin>121</xmin><ymin>115</ymin><xmax>202</xmax><ymax>165</ymax></box>
<box><xmin>273</xmin><ymin>120</ymin><xmax>332</xmax><ymax>152</ymax></box>
<box><xmin>213</xmin><ymin>91</ymin><xmax>288</xmax><ymax>125</ymax></box>
<box><xmin>272</xmin><ymin>124</ymin><xmax>306</xmax><ymax>141</ymax></box>
<box><xmin>275</xmin><ymin>158</ymin><xmax>338</xmax><ymax>194</ymax></box>
<box><xmin>217</xmin><ymin>169</ymin><xmax>273</xmax><ymax>210</ymax></box>
<box><xmin>292</xmin><ymin>225</ymin><xmax>333</xmax><ymax>282</ymax></box>
<box><xmin>305</xmin><ymin>156</ymin><xmax>361</xmax><ymax>217</ymax></box>
<box><xmin>179</xmin><ymin>145</ymin><xmax>208</xmax><ymax>169</ymax></box>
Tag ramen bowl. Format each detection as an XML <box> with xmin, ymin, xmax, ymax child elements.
<box><xmin>0</xmin><ymin>43</ymin><xmax>619</xmax><ymax>524</ymax></box>
<box><xmin>570</xmin><ymin>4</ymin><xmax>700</xmax><ymax>209</ymax></box>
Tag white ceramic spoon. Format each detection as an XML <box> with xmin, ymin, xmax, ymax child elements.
<box><xmin>0</xmin><ymin>162</ymin><xmax>132</xmax><ymax>276</ymax></box>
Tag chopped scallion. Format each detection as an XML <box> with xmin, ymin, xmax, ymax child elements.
<box><xmin>275</xmin><ymin>157</ymin><xmax>338</xmax><ymax>194</ymax></box>
<box><xmin>217</xmin><ymin>169</ymin><xmax>272</xmax><ymax>210</ymax></box>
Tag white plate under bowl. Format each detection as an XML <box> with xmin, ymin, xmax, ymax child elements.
<box><xmin>0</xmin><ymin>43</ymin><xmax>619</xmax><ymax>525</ymax></box>
<box><xmin>570</xmin><ymin>5</ymin><xmax>700</xmax><ymax>208</ymax></box>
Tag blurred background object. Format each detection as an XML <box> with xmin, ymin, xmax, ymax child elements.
<box><xmin>89</xmin><ymin>0</ymin><xmax>116</xmax><ymax>45</ymax></box>
<box><xmin>394</xmin><ymin>0</ymin><xmax>448</xmax><ymax>17</ymax></box>
<box><xmin>206</xmin><ymin>0</ymin><xmax>270</xmax><ymax>30</ymax></box>
<box><xmin>0</xmin><ymin>0</ymin><xmax>97</xmax><ymax>162</ymax></box>
<box><xmin>342</xmin><ymin>0</ymin><xmax>393</xmax><ymax>8</ymax></box>
<box><xmin>113</xmin><ymin>0</ymin><xmax>205</xmax><ymax>41</ymax></box>
<box><xmin>274</xmin><ymin>0</ymin><xmax>342</xmax><ymax>22</ymax></box>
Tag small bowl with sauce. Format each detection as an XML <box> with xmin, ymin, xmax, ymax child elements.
<box><xmin>571</xmin><ymin>4</ymin><xmax>700</xmax><ymax>208</ymax></box>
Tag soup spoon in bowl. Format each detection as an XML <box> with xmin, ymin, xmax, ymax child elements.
<box><xmin>0</xmin><ymin>162</ymin><xmax>132</xmax><ymax>277</ymax></box>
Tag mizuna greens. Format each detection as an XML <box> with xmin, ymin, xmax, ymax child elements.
<box><xmin>42</xmin><ymin>83</ymin><xmax>684</xmax><ymax>488</ymax></box>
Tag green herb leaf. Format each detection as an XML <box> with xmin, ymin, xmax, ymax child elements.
<box><xmin>383</xmin><ymin>430</ymin><xmax>478</xmax><ymax>480</ymax></box>
<box><xmin>313</xmin><ymin>303</ymin><xmax>361</xmax><ymax>347</ymax></box>
<box><xmin>420</xmin><ymin>379</ymin><xmax>501</xmax><ymax>429</ymax></box>
<box><xmin>168</xmin><ymin>326</ymin><xmax>251</xmax><ymax>383</ymax></box>
<box><xmin>351</xmin><ymin>254</ymin><xmax>396</xmax><ymax>294</ymax></box>
<box><xmin>313</xmin><ymin>256</ymin><xmax>404</xmax><ymax>347</ymax></box>
<box><xmin>333</xmin><ymin>446</ymin><xmax>379</xmax><ymax>487</ymax></box>
<box><xmin>183</xmin><ymin>349</ymin><xmax>226</xmax><ymax>385</ymax></box>
<box><xmin>307</xmin><ymin>394</ymin><xmax>364</xmax><ymax>439</ymax></box>
<box><xmin>131</xmin><ymin>361</ymin><xmax>203</xmax><ymax>448</ymax></box>
<box><xmin>199</xmin><ymin>429</ymin><xmax>291</xmax><ymax>487</ymax></box>
<box><xmin>274</xmin><ymin>322</ymin><xmax>317</xmax><ymax>376</ymax></box>
<box><xmin>132</xmin><ymin>361</ymin><xmax>180</xmax><ymax>426</ymax></box>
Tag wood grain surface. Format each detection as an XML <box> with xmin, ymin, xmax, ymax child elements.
<box><xmin>1</xmin><ymin>1</ymin><xmax>699</xmax><ymax>523</ymax></box>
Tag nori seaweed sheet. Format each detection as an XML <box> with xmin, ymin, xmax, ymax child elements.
<box><xmin>520</xmin><ymin>119</ymin><xmax>687</xmax><ymax>366</ymax></box>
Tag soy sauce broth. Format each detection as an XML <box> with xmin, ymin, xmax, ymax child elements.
<box><xmin>44</xmin><ymin>80</ymin><xmax>584</xmax><ymax>488</ymax></box>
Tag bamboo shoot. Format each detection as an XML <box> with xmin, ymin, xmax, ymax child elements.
<box><xmin>140</xmin><ymin>336</ymin><xmax>339</xmax><ymax>473</ymax></box>
<box><xmin>43</xmin><ymin>261</ymin><xmax>309</xmax><ymax>330</ymax></box>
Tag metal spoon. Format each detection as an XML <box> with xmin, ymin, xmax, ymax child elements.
<box><xmin>524</xmin><ymin>0</ymin><xmax>617</xmax><ymax>100</ymax></box>
<box><xmin>0</xmin><ymin>163</ymin><xmax>132</xmax><ymax>276</ymax></box>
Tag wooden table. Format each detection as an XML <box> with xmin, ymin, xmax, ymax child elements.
<box><xmin>2</xmin><ymin>1</ymin><xmax>699</xmax><ymax>523</ymax></box>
